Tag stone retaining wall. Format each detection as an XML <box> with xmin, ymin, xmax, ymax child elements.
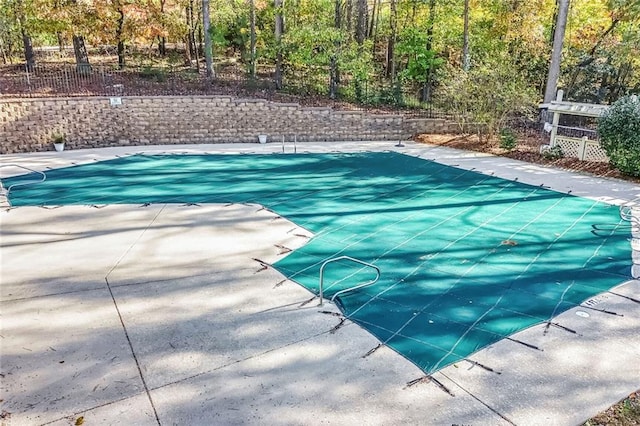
<box><xmin>0</xmin><ymin>96</ymin><xmax>462</xmax><ymax>154</ymax></box>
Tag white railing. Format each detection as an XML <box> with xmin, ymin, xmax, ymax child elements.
<box><xmin>318</xmin><ymin>256</ymin><xmax>380</xmax><ymax>306</ymax></box>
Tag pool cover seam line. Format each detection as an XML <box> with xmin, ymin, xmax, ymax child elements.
<box><xmin>432</xmin><ymin>292</ymin><xmax>508</xmax><ymax>372</ymax></box>
<box><xmin>24</xmin><ymin>153</ymin><xmax>356</xmax><ymax>207</ymax></box>
<box><xmin>350</xmin><ymin>314</ymin><xmax>543</xmax><ymax>358</ymax></box>
<box><xmin>346</xmin><ymin>178</ymin><xmax>530</xmax><ymax>321</ymax></box>
<box><xmin>282</xmin><ymin>171</ymin><xmax>512</xmax><ymax>283</ymax></box>
<box><xmin>309</xmin><ymin>165</ymin><xmax>495</xmax><ymax>246</ymax></box>
<box><xmin>285</xmin><ymin>178</ymin><xmax>620</xmax><ymax>371</ymax></box>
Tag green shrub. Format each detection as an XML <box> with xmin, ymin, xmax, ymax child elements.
<box><xmin>499</xmin><ymin>127</ymin><xmax>517</xmax><ymax>150</ymax></box>
<box><xmin>598</xmin><ymin>95</ymin><xmax>640</xmax><ymax>176</ymax></box>
<box><xmin>542</xmin><ymin>145</ymin><xmax>564</xmax><ymax>160</ymax></box>
<box><xmin>436</xmin><ymin>56</ymin><xmax>537</xmax><ymax>141</ymax></box>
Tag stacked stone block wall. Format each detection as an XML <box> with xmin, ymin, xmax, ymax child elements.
<box><xmin>1</xmin><ymin>96</ymin><xmax>462</xmax><ymax>154</ymax></box>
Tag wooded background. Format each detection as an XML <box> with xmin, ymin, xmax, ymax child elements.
<box><xmin>1</xmin><ymin>0</ymin><xmax>639</xmax><ymax>127</ymax></box>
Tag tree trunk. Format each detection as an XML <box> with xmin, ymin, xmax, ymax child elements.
<box><xmin>185</xmin><ymin>6</ymin><xmax>192</xmax><ymax>63</ymax></box>
<box><xmin>345</xmin><ymin>0</ymin><xmax>352</xmax><ymax>34</ymax></box>
<box><xmin>186</xmin><ymin>1</ymin><xmax>199</xmax><ymax>69</ymax></box>
<box><xmin>159</xmin><ymin>37</ymin><xmax>166</xmax><ymax>56</ymax></box>
<box><xmin>421</xmin><ymin>0</ymin><xmax>436</xmax><ymax>102</ymax></box>
<box><xmin>116</xmin><ymin>2</ymin><xmax>126</xmax><ymax>69</ymax></box>
<box><xmin>57</xmin><ymin>33</ymin><xmax>65</xmax><ymax>53</ymax></box>
<box><xmin>387</xmin><ymin>0</ymin><xmax>397</xmax><ymax>81</ymax></box>
<box><xmin>370</xmin><ymin>0</ymin><xmax>380</xmax><ymax>55</ymax></box>
<box><xmin>355</xmin><ymin>0</ymin><xmax>367</xmax><ymax>44</ymax></box>
<box><xmin>274</xmin><ymin>0</ymin><xmax>284</xmax><ymax>89</ymax></box>
<box><xmin>158</xmin><ymin>0</ymin><xmax>167</xmax><ymax>56</ymax></box>
<box><xmin>543</xmin><ymin>0</ymin><xmax>570</xmax><ymax>103</ymax></box>
<box><xmin>609</xmin><ymin>61</ymin><xmax>631</xmax><ymax>103</ymax></box>
<box><xmin>184</xmin><ymin>34</ymin><xmax>192</xmax><ymax>64</ymax></box>
<box><xmin>0</xmin><ymin>37</ymin><xmax>8</xmax><ymax>64</ymax></box>
<box><xmin>329</xmin><ymin>0</ymin><xmax>342</xmax><ymax>98</ymax></box>
<box><xmin>72</xmin><ymin>35</ymin><xmax>92</xmax><ymax>75</ymax></box>
<box><xmin>368</xmin><ymin>0</ymin><xmax>377</xmax><ymax>38</ymax></box>
<box><xmin>22</xmin><ymin>32</ymin><xmax>35</xmax><ymax>71</ymax></box>
<box><xmin>202</xmin><ymin>0</ymin><xmax>213</xmax><ymax>79</ymax></box>
<box><xmin>462</xmin><ymin>0</ymin><xmax>470</xmax><ymax>71</ymax></box>
<box><xmin>353</xmin><ymin>0</ymin><xmax>367</xmax><ymax>101</ymax></box>
<box><xmin>249</xmin><ymin>0</ymin><xmax>256</xmax><ymax>79</ymax></box>
<box><xmin>15</xmin><ymin>0</ymin><xmax>35</xmax><ymax>70</ymax></box>
<box><xmin>117</xmin><ymin>40</ymin><xmax>125</xmax><ymax>69</ymax></box>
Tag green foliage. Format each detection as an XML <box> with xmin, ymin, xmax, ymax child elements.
<box><xmin>0</xmin><ymin>1</ymin><xmax>22</xmax><ymax>59</ymax></box>
<box><xmin>437</xmin><ymin>56</ymin><xmax>538</xmax><ymax>140</ymax></box>
<box><xmin>499</xmin><ymin>127</ymin><xmax>517</xmax><ymax>150</ymax></box>
<box><xmin>51</xmin><ymin>132</ymin><xmax>65</xmax><ymax>143</ymax></box>
<box><xmin>542</xmin><ymin>145</ymin><xmax>564</xmax><ymax>160</ymax></box>
<box><xmin>3</xmin><ymin>0</ymin><xmax>639</xmax><ymax>117</ymax></box>
<box><xmin>208</xmin><ymin>1</ymin><xmax>251</xmax><ymax>57</ymax></box>
<box><xmin>396</xmin><ymin>28</ymin><xmax>443</xmax><ymax>86</ymax></box>
<box><xmin>598</xmin><ymin>95</ymin><xmax>640</xmax><ymax>176</ymax></box>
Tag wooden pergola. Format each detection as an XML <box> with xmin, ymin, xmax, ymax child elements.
<box><xmin>540</xmin><ymin>90</ymin><xmax>610</xmax><ymax>162</ymax></box>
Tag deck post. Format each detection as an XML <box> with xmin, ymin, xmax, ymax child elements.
<box><xmin>549</xmin><ymin>90</ymin><xmax>563</xmax><ymax>147</ymax></box>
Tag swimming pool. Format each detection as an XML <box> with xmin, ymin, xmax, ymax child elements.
<box><xmin>4</xmin><ymin>151</ymin><xmax>631</xmax><ymax>373</ymax></box>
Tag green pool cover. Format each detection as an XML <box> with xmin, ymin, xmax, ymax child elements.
<box><xmin>4</xmin><ymin>152</ymin><xmax>631</xmax><ymax>373</ymax></box>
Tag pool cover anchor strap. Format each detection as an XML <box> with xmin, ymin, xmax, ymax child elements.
<box><xmin>318</xmin><ymin>256</ymin><xmax>380</xmax><ymax>307</ymax></box>
<box><xmin>405</xmin><ymin>375</ymin><xmax>454</xmax><ymax>397</ymax></box>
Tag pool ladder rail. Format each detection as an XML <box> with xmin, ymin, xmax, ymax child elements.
<box><xmin>0</xmin><ymin>164</ymin><xmax>47</xmax><ymax>206</ymax></box>
<box><xmin>318</xmin><ymin>255</ymin><xmax>381</xmax><ymax>307</ymax></box>
<box><xmin>620</xmin><ymin>202</ymin><xmax>640</xmax><ymax>226</ymax></box>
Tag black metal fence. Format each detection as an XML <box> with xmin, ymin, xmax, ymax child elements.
<box><xmin>0</xmin><ymin>61</ymin><xmax>451</xmax><ymax>119</ymax></box>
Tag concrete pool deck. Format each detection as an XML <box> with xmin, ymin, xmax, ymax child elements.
<box><xmin>1</xmin><ymin>141</ymin><xmax>639</xmax><ymax>425</ymax></box>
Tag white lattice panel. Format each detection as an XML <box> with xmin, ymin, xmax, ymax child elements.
<box><xmin>584</xmin><ymin>142</ymin><xmax>609</xmax><ymax>162</ymax></box>
<box><xmin>555</xmin><ymin>137</ymin><xmax>582</xmax><ymax>158</ymax></box>
<box><xmin>554</xmin><ymin>136</ymin><xmax>609</xmax><ymax>162</ymax></box>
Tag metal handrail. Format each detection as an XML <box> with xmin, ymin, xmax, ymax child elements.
<box><xmin>318</xmin><ymin>255</ymin><xmax>380</xmax><ymax>306</ymax></box>
<box><xmin>620</xmin><ymin>203</ymin><xmax>640</xmax><ymax>225</ymax></box>
<box><xmin>0</xmin><ymin>164</ymin><xmax>47</xmax><ymax>201</ymax></box>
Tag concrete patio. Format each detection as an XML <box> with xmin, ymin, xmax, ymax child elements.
<box><xmin>1</xmin><ymin>141</ymin><xmax>639</xmax><ymax>425</ymax></box>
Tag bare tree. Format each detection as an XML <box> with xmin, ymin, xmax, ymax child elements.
<box><xmin>370</xmin><ymin>0</ymin><xmax>381</xmax><ymax>54</ymax></box>
<box><xmin>202</xmin><ymin>0</ymin><xmax>214</xmax><ymax>79</ymax></box>
<box><xmin>158</xmin><ymin>0</ymin><xmax>167</xmax><ymax>55</ymax></box>
<box><xmin>22</xmin><ymin>31</ymin><xmax>35</xmax><ymax>70</ymax></box>
<box><xmin>422</xmin><ymin>0</ymin><xmax>436</xmax><ymax>102</ymax></box>
<box><xmin>355</xmin><ymin>0</ymin><xmax>367</xmax><ymax>44</ymax></box>
<box><xmin>387</xmin><ymin>0</ymin><xmax>397</xmax><ymax>81</ymax></box>
<box><xmin>72</xmin><ymin>35</ymin><xmax>92</xmax><ymax>75</ymax></box>
<box><xmin>543</xmin><ymin>0</ymin><xmax>570</xmax><ymax>103</ymax></box>
<box><xmin>274</xmin><ymin>0</ymin><xmax>284</xmax><ymax>89</ymax></box>
<box><xmin>368</xmin><ymin>0</ymin><xmax>379</xmax><ymax>38</ymax></box>
<box><xmin>115</xmin><ymin>0</ymin><xmax>126</xmax><ymax>69</ymax></box>
<box><xmin>185</xmin><ymin>0</ymin><xmax>200</xmax><ymax>69</ymax></box>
